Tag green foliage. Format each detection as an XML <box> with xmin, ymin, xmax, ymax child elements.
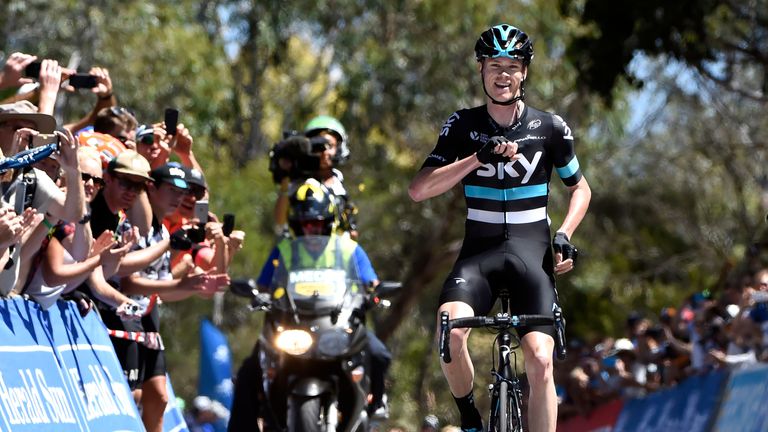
<box><xmin>4</xmin><ymin>0</ymin><xmax>768</xmax><ymax>426</ymax></box>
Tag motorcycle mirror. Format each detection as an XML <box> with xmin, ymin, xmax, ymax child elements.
<box><xmin>229</xmin><ymin>278</ymin><xmax>258</xmax><ymax>299</ymax></box>
<box><xmin>375</xmin><ymin>281</ymin><xmax>402</xmax><ymax>299</ymax></box>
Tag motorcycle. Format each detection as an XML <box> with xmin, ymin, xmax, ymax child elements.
<box><xmin>230</xmin><ymin>235</ymin><xmax>401</xmax><ymax>432</ymax></box>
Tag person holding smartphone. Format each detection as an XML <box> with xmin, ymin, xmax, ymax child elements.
<box><xmin>0</xmin><ymin>103</ymin><xmax>85</xmax><ymax>296</ymax></box>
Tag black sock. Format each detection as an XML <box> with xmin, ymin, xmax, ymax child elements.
<box><xmin>453</xmin><ymin>390</ymin><xmax>483</xmax><ymax>428</ymax></box>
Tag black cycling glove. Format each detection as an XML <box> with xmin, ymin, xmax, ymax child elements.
<box><xmin>552</xmin><ymin>232</ymin><xmax>578</xmax><ymax>262</ymax></box>
<box><xmin>476</xmin><ymin>136</ymin><xmax>509</xmax><ymax>164</ymax></box>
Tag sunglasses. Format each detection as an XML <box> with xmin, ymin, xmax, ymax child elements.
<box><xmin>114</xmin><ymin>176</ymin><xmax>146</xmax><ymax>193</ymax></box>
<box><xmin>187</xmin><ymin>185</ymin><xmax>206</xmax><ymax>200</ymax></box>
<box><xmin>81</xmin><ymin>173</ymin><xmax>105</xmax><ymax>188</ymax></box>
<box><xmin>137</xmin><ymin>134</ymin><xmax>154</xmax><ymax>145</ymax></box>
<box><xmin>300</xmin><ymin>220</ymin><xmax>326</xmax><ymax>231</ymax></box>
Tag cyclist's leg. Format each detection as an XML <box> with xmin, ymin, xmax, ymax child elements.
<box><xmin>508</xmin><ymin>240</ymin><xmax>558</xmax><ymax>432</ymax></box>
<box><xmin>437</xmin><ymin>249</ymin><xmax>495</xmax><ymax>431</ymax></box>
<box><xmin>437</xmin><ymin>301</ymin><xmax>476</xmax><ymax>397</ymax></box>
<box><xmin>521</xmin><ymin>332</ymin><xmax>556</xmax><ymax>432</ymax></box>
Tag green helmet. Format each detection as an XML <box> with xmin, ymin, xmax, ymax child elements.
<box><xmin>304</xmin><ymin>115</ymin><xmax>350</xmax><ymax>164</ymax></box>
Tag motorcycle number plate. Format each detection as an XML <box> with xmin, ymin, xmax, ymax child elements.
<box><xmin>289</xmin><ymin>269</ymin><xmax>346</xmax><ymax>297</ymax></box>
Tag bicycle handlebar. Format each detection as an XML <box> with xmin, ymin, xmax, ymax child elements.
<box><xmin>439</xmin><ymin>311</ymin><xmax>567</xmax><ymax>364</ymax></box>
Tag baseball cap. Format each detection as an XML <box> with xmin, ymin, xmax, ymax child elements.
<box><xmin>183</xmin><ymin>166</ymin><xmax>207</xmax><ymax>189</ymax></box>
<box><xmin>135</xmin><ymin>124</ymin><xmax>154</xmax><ymax>145</ymax></box>
<box><xmin>151</xmin><ymin>162</ymin><xmax>189</xmax><ymax>189</ymax></box>
<box><xmin>0</xmin><ymin>101</ymin><xmax>56</xmax><ymax>133</ymax></box>
<box><xmin>107</xmin><ymin>150</ymin><xmax>152</xmax><ymax>181</ymax></box>
<box><xmin>77</xmin><ymin>130</ymin><xmax>127</xmax><ymax>168</ymax></box>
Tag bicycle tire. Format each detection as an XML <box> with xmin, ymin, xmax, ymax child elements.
<box><xmin>499</xmin><ymin>380</ymin><xmax>510</xmax><ymax>432</ymax></box>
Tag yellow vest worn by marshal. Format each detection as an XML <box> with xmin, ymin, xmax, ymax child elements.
<box><xmin>273</xmin><ymin>235</ymin><xmax>362</xmax><ymax>309</ymax></box>
<box><xmin>276</xmin><ymin>234</ymin><xmax>358</xmax><ymax>270</ymax></box>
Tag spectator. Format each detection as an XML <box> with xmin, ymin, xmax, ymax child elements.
<box><xmin>23</xmin><ymin>146</ymin><xmax>132</xmax><ymax>309</ymax></box>
<box><xmin>185</xmin><ymin>395</ymin><xmax>229</xmax><ymax>432</ymax></box>
<box><xmin>0</xmin><ymin>102</ymin><xmax>85</xmax><ymax>295</ymax></box>
<box><xmin>113</xmin><ymin>162</ymin><xmax>227</xmax><ymax>432</ymax></box>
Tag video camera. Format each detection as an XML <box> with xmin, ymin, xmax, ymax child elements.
<box><xmin>268</xmin><ymin>131</ymin><xmax>331</xmax><ymax>183</ymax></box>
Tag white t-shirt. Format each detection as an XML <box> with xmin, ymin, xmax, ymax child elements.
<box><xmin>0</xmin><ymin>169</ymin><xmax>61</xmax><ymax>295</ymax></box>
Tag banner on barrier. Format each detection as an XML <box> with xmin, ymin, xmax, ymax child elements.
<box><xmin>712</xmin><ymin>363</ymin><xmax>768</xmax><ymax>432</ymax></box>
<box><xmin>613</xmin><ymin>370</ymin><xmax>727</xmax><ymax>432</ymax></box>
<box><xmin>558</xmin><ymin>398</ymin><xmax>624</xmax><ymax>432</ymax></box>
<box><xmin>0</xmin><ymin>297</ymin><xmax>144</xmax><ymax>431</ymax></box>
<box><xmin>163</xmin><ymin>374</ymin><xmax>189</xmax><ymax>432</ymax></box>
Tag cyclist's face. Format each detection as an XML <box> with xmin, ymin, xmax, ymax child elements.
<box><xmin>480</xmin><ymin>58</ymin><xmax>527</xmax><ymax>102</ymax></box>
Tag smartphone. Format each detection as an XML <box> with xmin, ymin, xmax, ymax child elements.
<box><xmin>29</xmin><ymin>133</ymin><xmax>59</xmax><ymax>149</ymax></box>
<box><xmin>23</xmin><ymin>61</ymin><xmax>42</xmax><ymax>79</ymax></box>
<box><xmin>164</xmin><ymin>108</ymin><xmax>179</xmax><ymax>136</ymax></box>
<box><xmin>222</xmin><ymin>213</ymin><xmax>235</xmax><ymax>236</ymax></box>
<box><xmin>68</xmin><ymin>73</ymin><xmax>99</xmax><ymax>89</ymax></box>
<box><xmin>14</xmin><ymin>181</ymin><xmax>26</xmax><ymax>214</ymax></box>
<box><xmin>194</xmin><ymin>199</ymin><xmax>209</xmax><ymax>223</ymax></box>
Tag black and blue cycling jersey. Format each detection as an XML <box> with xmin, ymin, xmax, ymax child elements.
<box><xmin>421</xmin><ymin>104</ymin><xmax>582</xmax><ymax>242</ymax></box>
<box><xmin>422</xmin><ymin>104</ymin><xmax>584</xmax><ymax>328</ymax></box>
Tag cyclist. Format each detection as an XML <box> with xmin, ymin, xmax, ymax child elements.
<box><xmin>408</xmin><ymin>24</ymin><xmax>591</xmax><ymax>432</ymax></box>
<box><xmin>229</xmin><ymin>179</ymin><xmax>390</xmax><ymax>430</ymax></box>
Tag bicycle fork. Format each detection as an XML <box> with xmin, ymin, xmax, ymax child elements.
<box><xmin>489</xmin><ymin>332</ymin><xmax>524</xmax><ymax>432</ymax></box>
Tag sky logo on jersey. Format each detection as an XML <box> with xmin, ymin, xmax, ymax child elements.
<box><xmin>440</xmin><ymin>112</ymin><xmax>460</xmax><ymax>136</ymax></box>
<box><xmin>477</xmin><ymin>151</ymin><xmax>543</xmax><ymax>183</ymax></box>
<box><xmin>553</xmin><ymin>115</ymin><xmax>573</xmax><ymax>140</ymax></box>
<box><xmin>470</xmin><ymin>131</ymin><xmax>480</xmax><ymax>141</ymax></box>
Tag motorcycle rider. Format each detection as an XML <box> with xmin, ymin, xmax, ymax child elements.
<box><xmin>228</xmin><ymin>179</ymin><xmax>391</xmax><ymax>431</ymax></box>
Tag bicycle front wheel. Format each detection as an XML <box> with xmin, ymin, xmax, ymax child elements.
<box><xmin>498</xmin><ymin>381</ymin><xmax>510</xmax><ymax>432</ymax></box>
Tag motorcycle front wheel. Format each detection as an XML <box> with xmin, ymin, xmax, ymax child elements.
<box><xmin>289</xmin><ymin>395</ymin><xmax>329</xmax><ymax>432</ymax></box>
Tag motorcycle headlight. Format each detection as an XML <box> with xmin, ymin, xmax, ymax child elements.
<box><xmin>274</xmin><ymin>329</ymin><xmax>313</xmax><ymax>355</ymax></box>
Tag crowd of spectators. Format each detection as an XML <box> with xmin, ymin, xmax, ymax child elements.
<box><xmin>556</xmin><ymin>268</ymin><xmax>768</xmax><ymax>420</ymax></box>
<box><xmin>0</xmin><ymin>52</ymin><xmax>244</xmax><ymax>432</ymax></box>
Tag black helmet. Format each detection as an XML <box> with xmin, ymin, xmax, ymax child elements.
<box><xmin>474</xmin><ymin>24</ymin><xmax>534</xmax><ymax>64</ymax></box>
<box><xmin>288</xmin><ymin>178</ymin><xmax>337</xmax><ymax>236</ymax></box>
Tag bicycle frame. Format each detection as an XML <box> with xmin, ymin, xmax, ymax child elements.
<box><xmin>439</xmin><ymin>293</ymin><xmax>566</xmax><ymax>432</ymax></box>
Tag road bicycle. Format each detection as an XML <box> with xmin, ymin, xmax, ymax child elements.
<box><xmin>439</xmin><ymin>290</ymin><xmax>567</xmax><ymax>432</ymax></box>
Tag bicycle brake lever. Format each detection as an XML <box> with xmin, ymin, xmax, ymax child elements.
<box><xmin>553</xmin><ymin>306</ymin><xmax>567</xmax><ymax>360</ymax></box>
<box><xmin>440</xmin><ymin>311</ymin><xmax>452</xmax><ymax>363</ymax></box>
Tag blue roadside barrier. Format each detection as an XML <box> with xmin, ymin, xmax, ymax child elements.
<box><xmin>711</xmin><ymin>363</ymin><xmax>768</xmax><ymax>432</ymax></box>
<box><xmin>0</xmin><ymin>296</ymin><xmax>144</xmax><ymax>431</ymax></box>
<box><xmin>613</xmin><ymin>369</ymin><xmax>728</xmax><ymax>432</ymax></box>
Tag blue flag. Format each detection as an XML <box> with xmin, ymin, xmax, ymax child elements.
<box><xmin>198</xmin><ymin>319</ymin><xmax>234</xmax><ymax>431</ymax></box>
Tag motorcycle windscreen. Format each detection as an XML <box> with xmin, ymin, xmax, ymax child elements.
<box><xmin>270</xmin><ymin>235</ymin><xmax>361</xmax><ymax>315</ymax></box>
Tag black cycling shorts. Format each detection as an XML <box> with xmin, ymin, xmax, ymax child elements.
<box><xmin>110</xmin><ymin>337</ymin><xmax>167</xmax><ymax>390</ymax></box>
<box><xmin>102</xmin><ymin>307</ymin><xmax>167</xmax><ymax>390</ymax></box>
<box><xmin>438</xmin><ymin>236</ymin><xmax>557</xmax><ymax>338</ymax></box>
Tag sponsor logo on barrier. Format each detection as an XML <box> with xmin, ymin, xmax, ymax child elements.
<box><xmin>0</xmin><ymin>368</ymin><xmax>76</xmax><ymax>425</ymax></box>
<box><xmin>68</xmin><ymin>365</ymin><xmax>137</xmax><ymax>421</ymax></box>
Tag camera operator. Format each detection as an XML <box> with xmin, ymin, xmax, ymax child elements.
<box><xmin>271</xmin><ymin>115</ymin><xmax>358</xmax><ymax>239</ymax></box>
